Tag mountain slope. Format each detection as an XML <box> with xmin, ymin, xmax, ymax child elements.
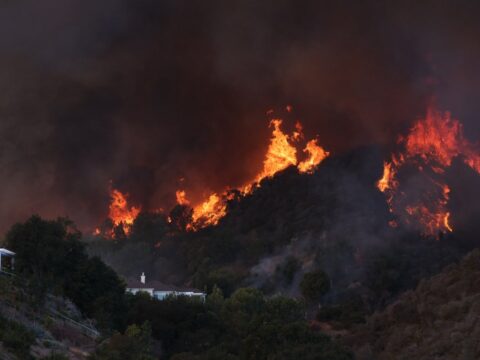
<box><xmin>0</xmin><ymin>274</ymin><xmax>98</xmax><ymax>359</ymax></box>
<box><xmin>349</xmin><ymin>248</ymin><xmax>480</xmax><ymax>360</ymax></box>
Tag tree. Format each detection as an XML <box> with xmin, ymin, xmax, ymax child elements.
<box><xmin>130</xmin><ymin>212</ymin><xmax>169</xmax><ymax>245</ymax></box>
<box><xmin>65</xmin><ymin>256</ymin><xmax>127</xmax><ymax>330</ymax></box>
<box><xmin>300</xmin><ymin>270</ymin><xmax>330</xmax><ymax>302</ymax></box>
<box><xmin>91</xmin><ymin>322</ymin><xmax>156</xmax><ymax>360</ymax></box>
<box><xmin>206</xmin><ymin>285</ymin><xmax>224</xmax><ymax>312</ymax></box>
<box><xmin>5</xmin><ymin>216</ymin><xmax>86</xmax><ymax>299</ymax></box>
<box><xmin>5</xmin><ymin>216</ymin><xmax>127</xmax><ymax>330</ymax></box>
<box><xmin>169</xmin><ymin>205</ymin><xmax>193</xmax><ymax>232</ymax></box>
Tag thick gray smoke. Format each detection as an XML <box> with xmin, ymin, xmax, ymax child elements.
<box><xmin>1</xmin><ymin>0</ymin><xmax>479</xmax><ymax>232</ymax></box>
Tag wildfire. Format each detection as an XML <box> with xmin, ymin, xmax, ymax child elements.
<box><xmin>298</xmin><ymin>139</ymin><xmax>330</xmax><ymax>173</ymax></box>
<box><xmin>254</xmin><ymin>119</ymin><xmax>298</xmax><ymax>181</ymax></box>
<box><xmin>175</xmin><ymin>190</ymin><xmax>190</xmax><ymax>206</ymax></box>
<box><xmin>191</xmin><ymin>193</ymin><xmax>227</xmax><ymax>227</ymax></box>
<box><xmin>96</xmin><ymin>110</ymin><xmax>329</xmax><ymax>234</ymax></box>
<box><xmin>377</xmin><ymin>107</ymin><xmax>480</xmax><ymax>236</ymax></box>
<box><xmin>177</xmin><ymin>116</ymin><xmax>329</xmax><ymax>230</ymax></box>
<box><xmin>108</xmin><ymin>188</ymin><xmax>141</xmax><ymax>234</ymax></box>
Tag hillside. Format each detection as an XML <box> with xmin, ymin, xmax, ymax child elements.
<box><xmin>88</xmin><ymin>148</ymin><xmax>475</xmax><ymax>314</ymax></box>
<box><xmin>0</xmin><ymin>274</ymin><xmax>98</xmax><ymax>359</ymax></box>
<box><xmin>349</xmin><ymin>248</ymin><xmax>480</xmax><ymax>360</ymax></box>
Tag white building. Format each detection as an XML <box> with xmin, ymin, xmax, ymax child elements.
<box><xmin>0</xmin><ymin>248</ymin><xmax>15</xmax><ymax>273</ymax></box>
<box><xmin>126</xmin><ymin>273</ymin><xmax>206</xmax><ymax>301</ymax></box>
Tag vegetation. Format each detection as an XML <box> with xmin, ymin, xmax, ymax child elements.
<box><xmin>300</xmin><ymin>270</ymin><xmax>331</xmax><ymax>302</ymax></box>
<box><xmin>125</xmin><ymin>288</ymin><xmax>352</xmax><ymax>359</ymax></box>
<box><xmin>349</xmin><ymin>249</ymin><xmax>480</xmax><ymax>359</ymax></box>
<box><xmin>0</xmin><ymin>315</ymin><xmax>35</xmax><ymax>359</ymax></box>
<box><xmin>5</xmin><ymin>216</ymin><xmax>127</xmax><ymax>330</ymax></box>
<box><xmin>0</xmin><ymin>215</ymin><xmax>353</xmax><ymax>359</ymax></box>
<box><xmin>91</xmin><ymin>322</ymin><xmax>156</xmax><ymax>360</ymax></box>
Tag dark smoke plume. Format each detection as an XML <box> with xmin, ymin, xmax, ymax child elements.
<box><xmin>1</xmin><ymin>0</ymin><xmax>479</xmax><ymax>232</ymax></box>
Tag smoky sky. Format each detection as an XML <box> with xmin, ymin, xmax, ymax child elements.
<box><xmin>1</xmin><ymin>0</ymin><xmax>480</xmax><ymax>233</ymax></box>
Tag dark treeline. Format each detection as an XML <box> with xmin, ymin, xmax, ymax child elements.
<box><xmin>2</xmin><ymin>215</ymin><xmax>353</xmax><ymax>359</ymax></box>
<box><xmin>88</xmin><ymin>147</ymin><xmax>478</xmax><ymax>323</ymax></box>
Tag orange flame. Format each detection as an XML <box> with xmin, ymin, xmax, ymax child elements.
<box><xmin>108</xmin><ymin>188</ymin><xmax>141</xmax><ymax>234</ymax></box>
<box><xmin>175</xmin><ymin>190</ymin><xmax>190</xmax><ymax>206</ymax></box>
<box><xmin>254</xmin><ymin>119</ymin><xmax>298</xmax><ymax>181</ymax></box>
<box><xmin>191</xmin><ymin>193</ymin><xmax>227</xmax><ymax>228</ymax></box>
<box><xmin>176</xmin><ymin>115</ymin><xmax>329</xmax><ymax>230</ymax></box>
<box><xmin>298</xmin><ymin>139</ymin><xmax>330</xmax><ymax>173</ymax></box>
<box><xmin>377</xmin><ymin>162</ymin><xmax>395</xmax><ymax>193</ymax></box>
<box><xmin>378</xmin><ymin>107</ymin><xmax>480</xmax><ymax>236</ymax></box>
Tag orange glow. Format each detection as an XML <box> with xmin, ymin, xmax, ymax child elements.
<box><xmin>378</xmin><ymin>107</ymin><xmax>480</xmax><ymax>237</ymax></box>
<box><xmin>254</xmin><ymin>119</ymin><xmax>298</xmax><ymax>182</ymax></box>
<box><xmin>191</xmin><ymin>193</ymin><xmax>227</xmax><ymax>228</ymax></box>
<box><xmin>175</xmin><ymin>115</ymin><xmax>329</xmax><ymax>231</ymax></box>
<box><xmin>108</xmin><ymin>188</ymin><xmax>141</xmax><ymax>234</ymax></box>
<box><xmin>298</xmin><ymin>139</ymin><xmax>330</xmax><ymax>173</ymax></box>
<box><xmin>377</xmin><ymin>162</ymin><xmax>395</xmax><ymax>192</ymax></box>
<box><xmin>175</xmin><ymin>190</ymin><xmax>190</xmax><ymax>206</ymax></box>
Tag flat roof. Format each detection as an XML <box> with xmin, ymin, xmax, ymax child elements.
<box><xmin>0</xmin><ymin>248</ymin><xmax>15</xmax><ymax>256</ymax></box>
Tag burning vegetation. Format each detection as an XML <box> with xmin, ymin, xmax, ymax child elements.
<box><xmin>103</xmin><ymin>188</ymin><xmax>141</xmax><ymax>236</ymax></box>
<box><xmin>377</xmin><ymin>107</ymin><xmax>480</xmax><ymax>236</ymax></box>
<box><xmin>96</xmin><ymin>106</ymin><xmax>480</xmax><ymax>241</ymax></box>
<box><xmin>175</xmin><ymin>117</ymin><xmax>329</xmax><ymax>230</ymax></box>
<box><xmin>96</xmin><ymin>114</ymin><xmax>329</xmax><ymax>236</ymax></box>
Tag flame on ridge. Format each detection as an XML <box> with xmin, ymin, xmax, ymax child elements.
<box><xmin>377</xmin><ymin>107</ymin><xmax>480</xmax><ymax>236</ymax></box>
<box><xmin>108</xmin><ymin>188</ymin><xmax>141</xmax><ymax>235</ymax></box>
<box><xmin>180</xmin><ymin>117</ymin><xmax>329</xmax><ymax>230</ymax></box>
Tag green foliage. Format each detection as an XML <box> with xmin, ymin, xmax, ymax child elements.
<box><xmin>300</xmin><ymin>270</ymin><xmax>331</xmax><ymax>302</ymax></box>
<box><xmin>130</xmin><ymin>212</ymin><xmax>168</xmax><ymax>245</ymax></box>
<box><xmin>317</xmin><ymin>296</ymin><xmax>366</xmax><ymax>328</ymax></box>
<box><xmin>41</xmin><ymin>354</ymin><xmax>69</xmax><ymax>360</ymax></box>
<box><xmin>126</xmin><ymin>293</ymin><xmax>221</xmax><ymax>356</ymax></box>
<box><xmin>90</xmin><ymin>322</ymin><xmax>155</xmax><ymax>360</ymax></box>
<box><xmin>5</xmin><ymin>216</ymin><xmax>127</xmax><ymax>330</ymax></box>
<box><xmin>206</xmin><ymin>285</ymin><xmax>224</xmax><ymax>312</ymax></box>
<box><xmin>64</xmin><ymin>256</ymin><xmax>127</xmax><ymax>330</ymax></box>
<box><xmin>126</xmin><ymin>288</ymin><xmax>352</xmax><ymax>359</ymax></box>
<box><xmin>193</xmin><ymin>267</ymin><xmax>244</xmax><ymax>297</ymax></box>
<box><xmin>5</xmin><ymin>216</ymin><xmax>86</xmax><ymax>300</ymax></box>
<box><xmin>0</xmin><ymin>315</ymin><xmax>35</xmax><ymax>359</ymax></box>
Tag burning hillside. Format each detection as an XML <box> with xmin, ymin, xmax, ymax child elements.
<box><xmin>177</xmin><ymin>117</ymin><xmax>329</xmax><ymax>230</ymax></box>
<box><xmin>95</xmin><ymin>105</ymin><xmax>480</xmax><ymax>241</ymax></box>
<box><xmin>377</xmin><ymin>107</ymin><xmax>480</xmax><ymax>236</ymax></box>
<box><xmin>97</xmin><ymin>114</ymin><xmax>330</xmax><ymax>236</ymax></box>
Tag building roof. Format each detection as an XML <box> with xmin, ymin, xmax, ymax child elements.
<box><xmin>0</xmin><ymin>248</ymin><xmax>15</xmax><ymax>256</ymax></box>
<box><xmin>125</xmin><ymin>277</ymin><xmax>202</xmax><ymax>293</ymax></box>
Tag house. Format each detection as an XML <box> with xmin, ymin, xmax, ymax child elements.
<box><xmin>125</xmin><ymin>273</ymin><xmax>206</xmax><ymax>301</ymax></box>
<box><xmin>0</xmin><ymin>248</ymin><xmax>15</xmax><ymax>273</ymax></box>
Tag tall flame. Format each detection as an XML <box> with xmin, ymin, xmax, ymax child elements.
<box><xmin>298</xmin><ymin>139</ymin><xmax>330</xmax><ymax>173</ymax></box>
<box><xmin>191</xmin><ymin>193</ymin><xmax>227</xmax><ymax>227</ymax></box>
<box><xmin>175</xmin><ymin>190</ymin><xmax>190</xmax><ymax>206</ymax></box>
<box><xmin>178</xmin><ymin>116</ymin><xmax>329</xmax><ymax>230</ymax></box>
<box><xmin>97</xmin><ymin>111</ymin><xmax>329</xmax><ymax>233</ymax></box>
<box><xmin>254</xmin><ymin>119</ymin><xmax>298</xmax><ymax>181</ymax></box>
<box><xmin>108</xmin><ymin>188</ymin><xmax>141</xmax><ymax>234</ymax></box>
<box><xmin>377</xmin><ymin>107</ymin><xmax>480</xmax><ymax>236</ymax></box>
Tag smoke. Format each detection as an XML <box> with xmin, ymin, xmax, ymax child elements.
<box><xmin>246</xmin><ymin>147</ymin><xmax>391</xmax><ymax>296</ymax></box>
<box><xmin>1</xmin><ymin>0</ymin><xmax>479</xmax><ymax>232</ymax></box>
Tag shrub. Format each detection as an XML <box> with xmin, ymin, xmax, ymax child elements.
<box><xmin>0</xmin><ymin>316</ymin><xmax>35</xmax><ymax>359</ymax></box>
<box><xmin>300</xmin><ymin>270</ymin><xmax>331</xmax><ymax>302</ymax></box>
